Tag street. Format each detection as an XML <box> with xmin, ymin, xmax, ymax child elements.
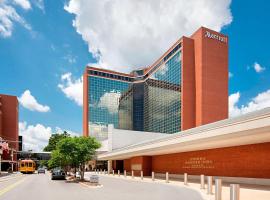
<box><xmin>0</xmin><ymin>172</ymin><xmax>204</xmax><ymax>200</ymax></box>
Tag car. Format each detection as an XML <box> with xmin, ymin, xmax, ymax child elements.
<box><xmin>37</xmin><ymin>168</ymin><xmax>45</xmax><ymax>174</ymax></box>
<box><xmin>51</xmin><ymin>168</ymin><xmax>66</xmax><ymax>180</ymax></box>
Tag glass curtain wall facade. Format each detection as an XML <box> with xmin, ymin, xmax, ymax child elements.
<box><xmin>144</xmin><ymin>51</ymin><xmax>181</xmax><ymax>133</ymax></box>
<box><xmin>118</xmin><ymin>87</ymin><xmax>133</xmax><ymax>130</ymax></box>
<box><xmin>88</xmin><ymin>75</ymin><xmax>131</xmax><ymax>140</ymax></box>
<box><xmin>86</xmin><ymin>44</ymin><xmax>182</xmax><ymax>137</ymax></box>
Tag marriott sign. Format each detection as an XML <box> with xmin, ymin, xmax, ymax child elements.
<box><xmin>205</xmin><ymin>30</ymin><xmax>227</xmax><ymax>43</ymax></box>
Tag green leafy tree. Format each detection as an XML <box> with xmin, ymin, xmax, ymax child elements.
<box><xmin>48</xmin><ymin>149</ymin><xmax>70</xmax><ymax>171</ymax></box>
<box><xmin>39</xmin><ymin>160</ymin><xmax>48</xmax><ymax>168</ymax></box>
<box><xmin>57</xmin><ymin>136</ymin><xmax>101</xmax><ymax>180</ymax></box>
<box><xmin>43</xmin><ymin>131</ymin><xmax>70</xmax><ymax>152</ymax></box>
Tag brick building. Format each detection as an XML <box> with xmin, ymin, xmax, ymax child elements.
<box><xmin>83</xmin><ymin>27</ymin><xmax>228</xmax><ymax>137</ymax></box>
<box><xmin>0</xmin><ymin>94</ymin><xmax>19</xmax><ymax>170</ymax></box>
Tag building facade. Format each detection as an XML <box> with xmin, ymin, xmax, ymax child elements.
<box><xmin>0</xmin><ymin>94</ymin><xmax>19</xmax><ymax>170</ymax></box>
<box><xmin>98</xmin><ymin>108</ymin><xmax>270</xmax><ymax>181</ymax></box>
<box><xmin>83</xmin><ymin>27</ymin><xmax>228</xmax><ymax>137</ymax></box>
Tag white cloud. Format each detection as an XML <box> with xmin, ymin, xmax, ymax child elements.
<box><xmin>19</xmin><ymin>121</ymin><xmax>52</xmax><ymax>152</ymax></box>
<box><xmin>98</xmin><ymin>91</ymin><xmax>121</xmax><ymax>114</ymax></box>
<box><xmin>58</xmin><ymin>72</ymin><xmax>83</xmax><ymax>106</ymax></box>
<box><xmin>13</xmin><ymin>0</ymin><xmax>31</xmax><ymax>10</ymax></box>
<box><xmin>18</xmin><ymin>90</ymin><xmax>50</xmax><ymax>112</ymax></box>
<box><xmin>32</xmin><ymin>0</ymin><xmax>44</xmax><ymax>11</ymax></box>
<box><xmin>229</xmin><ymin>72</ymin><xmax>233</xmax><ymax>78</ymax></box>
<box><xmin>19</xmin><ymin>122</ymin><xmax>81</xmax><ymax>152</ymax></box>
<box><xmin>55</xmin><ymin>127</ymin><xmax>81</xmax><ymax>137</ymax></box>
<box><xmin>64</xmin><ymin>0</ymin><xmax>232</xmax><ymax>72</ymax></box>
<box><xmin>253</xmin><ymin>62</ymin><xmax>265</xmax><ymax>73</ymax></box>
<box><xmin>229</xmin><ymin>89</ymin><xmax>270</xmax><ymax>117</ymax></box>
<box><xmin>63</xmin><ymin>54</ymin><xmax>76</xmax><ymax>64</ymax></box>
<box><xmin>0</xmin><ymin>0</ymin><xmax>33</xmax><ymax>37</ymax></box>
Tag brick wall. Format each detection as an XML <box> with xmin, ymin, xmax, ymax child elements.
<box><xmin>152</xmin><ymin>142</ymin><xmax>270</xmax><ymax>178</ymax></box>
<box><xmin>191</xmin><ymin>27</ymin><xmax>228</xmax><ymax>126</ymax></box>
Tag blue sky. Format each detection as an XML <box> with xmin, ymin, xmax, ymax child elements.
<box><xmin>0</xmin><ymin>0</ymin><xmax>270</xmax><ymax>150</ymax></box>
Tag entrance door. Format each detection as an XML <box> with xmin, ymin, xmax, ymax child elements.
<box><xmin>115</xmin><ymin>160</ymin><xmax>124</xmax><ymax>173</ymax></box>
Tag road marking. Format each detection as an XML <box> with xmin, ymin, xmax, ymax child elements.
<box><xmin>79</xmin><ymin>182</ymin><xmax>103</xmax><ymax>189</ymax></box>
<box><xmin>0</xmin><ymin>174</ymin><xmax>24</xmax><ymax>182</ymax></box>
<box><xmin>0</xmin><ymin>176</ymin><xmax>27</xmax><ymax>197</ymax></box>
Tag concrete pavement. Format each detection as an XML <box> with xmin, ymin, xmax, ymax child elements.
<box><xmin>0</xmin><ymin>171</ymin><xmax>204</xmax><ymax>200</ymax></box>
<box><xmin>96</xmin><ymin>172</ymin><xmax>270</xmax><ymax>200</ymax></box>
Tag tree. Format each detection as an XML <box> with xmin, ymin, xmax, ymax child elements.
<box><xmin>57</xmin><ymin>136</ymin><xmax>101</xmax><ymax>180</ymax></box>
<box><xmin>43</xmin><ymin>131</ymin><xmax>70</xmax><ymax>152</ymax></box>
<box><xmin>39</xmin><ymin>160</ymin><xmax>49</xmax><ymax>168</ymax></box>
<box><xmin>48</xmin><ymin>149</ymin><xmax>69</xmax><ymax>171</ymax></box>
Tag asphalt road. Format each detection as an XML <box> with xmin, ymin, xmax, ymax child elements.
<box><xmin>0</xmin><ymin>172</ymin><xmax>204</xmax><ymax>200</ymax></box>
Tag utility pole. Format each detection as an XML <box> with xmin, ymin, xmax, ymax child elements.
<box><xmin>0</xmin><ymin>137</ymin><xmax>2</xmax><ymax>175</ymax></box>
<box><xmin>11</xmin><ymin>148</ymin><xmax>14</xmax><ymax>172</ymax></box>
<box><xmin>0</xmin><ymin>148</ymin><xmax>2</xmax><ymax>175</ymax></box>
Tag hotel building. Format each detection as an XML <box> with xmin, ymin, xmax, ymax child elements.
<box><xmin>83</xmin><ymin>27</ymin><xmax>228</xmax><ymax>137</ymax></box>
<box><xmin>84</xmin><ymin>27</ymin><xmax>270</xmax><ymax>182</ymax></box>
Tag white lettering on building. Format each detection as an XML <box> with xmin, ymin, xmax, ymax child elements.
<box><xmin>205</xmin><ymin>31</ymin><xmax>227</xmax><ymax>43</ymax></box>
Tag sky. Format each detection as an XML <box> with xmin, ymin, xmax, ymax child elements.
<box><xmin>0</xmin><ymin>0</ymin><xmax>270</xmax><ymax>151</ymax></box>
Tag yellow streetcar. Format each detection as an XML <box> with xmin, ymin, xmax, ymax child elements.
<box><xmin>18</xmin><ymin>159</ymin><xmax>36</xmax><ymax>174</ymax></box>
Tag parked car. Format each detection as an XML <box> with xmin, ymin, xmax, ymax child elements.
<box><xmin>51</xmin><ymin>168</ymin><xmax>66</xmax><ymax>180</ymax></box>
<box><xmin>37</xmin><ymin>167</ymin><xmax>45</xmax><ymax>174</ymax></box>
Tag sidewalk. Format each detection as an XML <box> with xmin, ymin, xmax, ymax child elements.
<box><xmin>0</xmin><ymin>172</ymin><xmax>22</xmax><ymax>182</ymax></box>
<box><xmin>91</xmin><ymin>172</ymin><xmax>270</xmax><ymax>200</ymax></box>
<box><xmin>0</xmin><ymin>172</ymin><xmax>11</xmax><ymax>178</ymax></box>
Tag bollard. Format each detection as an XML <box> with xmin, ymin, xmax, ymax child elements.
<box><xmin>166</xmin><ymin>172</ymin><xmax>169</xmax><ymax>183</ymax></box>
<box><xmin>132</xmin><ymin>170</ymin><xmax>134</xmax><ymax>179</ymax></box>
<box><xmin>95</xmin><ymin>169</ymin><xmax>96</xmax><ymax>174</ymax></box>
<box><xmin>112</xmin><ymin>170</ymin><xmax>114</xmax><ymax>176</ymax></box>
<box><xmin>207</xmin><ymin>176</ymin><xmax>213</xmax><ymax>195</ymax></box>
<box><xmin>97</xmin><ymin>169</ymin><xmax>99</xmax><ymax>174</ymax></box>
<box><xmin>184</xmin><ymin>173</ymin><xmax>188</xmax><ymax>185</ymax></box>
<box><xmin>141</xmin><ymin>171</ymin><xmax>143</xmax><ymax>180</ymax></box>
<box><xmin>215</xmin><ymin>179</ymin><xmax>222</xmax><ymax>200</ymax></box>
<box><xmin>200</xmin><ymin>175</ymin><xmax>205</xmax><ymax>189</ymax></box>
<box><xmin>124</xmin><ymin>170</ymin><xmax>126</xmax><ymax>177</ymax></box>
<box><xmin>104</xmin><ymin>169</ymin><xmax>106</xmax><ymax>174</ymax></box>
<box><xmin>152</xmin><ymin>172</ymin><xmax>155</xmax><ymax>181</ymax></box>
<box><xmin>118</xmin><ymin>170</ymin><xmax>120</xmax><ymax>177</ymax></box>
<box><xmin>230</xmin><ymin>184</ymin><xmax>240</xmax><ymax>200</ymax></box>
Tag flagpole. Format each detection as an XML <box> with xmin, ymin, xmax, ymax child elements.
<box><xmin>0</xmin><ymin>149</ymin><xmax>2</xmax><ymax>175</ymax></box>
<box><xmin>0</xmin><ymin>137</ymin><xmax>2</xmax><ymax>175</ymax></box>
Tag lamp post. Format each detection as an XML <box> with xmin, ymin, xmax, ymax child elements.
<box><xmin>0</xmin><ymin>147</ymin><xmax>2</xmax><ymax>175</ymax></box>
<box><xmin>11</xmin><ymin>148</ymin><xmax>14</xmax><ymax>172</ymax></box>
<box><xmin>0</xmin><ymin>137</ymin><xmax>3</xmax><ymax>175</ymax></box>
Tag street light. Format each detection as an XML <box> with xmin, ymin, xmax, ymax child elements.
<box><xmin>0</xmin><ymin>146</ymin><xmax>2</xmax><ymax>175</ymax></box>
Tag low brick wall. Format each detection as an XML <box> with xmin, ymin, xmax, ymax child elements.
<box><xmin>120</xmin><ymin>142</ymin><xmax>270</xmax><ymax>179</ymax></box>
